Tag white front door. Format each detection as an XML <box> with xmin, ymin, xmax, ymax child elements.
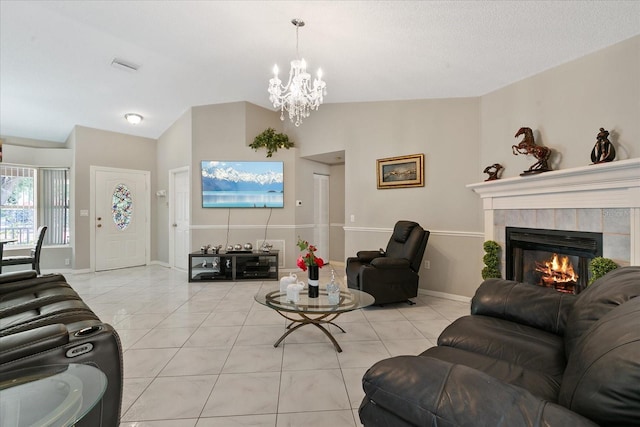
<box><xmin>170</xmin><ymin>167</ymin><xmax>190</xmax><ymax>270</ymax></box>
<box><xmin>314</xmin><ymin>173</ymin><xmax>330</xmax><ymax>262</ymax></box>
<box><xmin>94</xmin><ymin>169</ymin><xmax>148</xmax><ymax>271</ymax></box>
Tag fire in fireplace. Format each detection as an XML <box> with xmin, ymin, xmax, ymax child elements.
<box><xmin>506</xmin><ymin>227</ymin><xmax>602</xmax><ymax>294</ymax></box>
<box><xmin>534</xmin><ymin>253</ymin><xmax>578</xmax><ymax>293</ymax></box>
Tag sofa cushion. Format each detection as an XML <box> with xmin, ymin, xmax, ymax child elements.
<box><xmin>0</xmin><ymin>286</ymin><xmax>79</xmax><ymax>314</ymax></box>
<box><xmin>422</xmin><ymin>346</ymin><xmax>561</xmax><ymax>402</ymax></box>
<box><xmin>559</xmin><ymin>295</ymin><xmax>640</xmax><ymax>426</ymax></box>
<box><xmin>565</xmin><ymin>266</ymin><xmax>640</xmax><ymax>356</ymax></box>
<box><xmin>362</xmin><ymin>355</ymin><xmax>596</xmax><ymax>426</ymax></box>
<box><xmin>472</xmin><ymin>278</ymin><xmax>576</xmax><ymax>335</ymax></box>
<box><xmin>437</xmin><ymin>315</ymin><xmax>566</xmax><ymax>378</ymax></box>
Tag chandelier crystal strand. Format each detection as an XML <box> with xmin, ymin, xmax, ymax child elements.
<box><xmin>268</xmin><ymin>19</ymin><xmax>326</xmax><ymax>127</ymax></box>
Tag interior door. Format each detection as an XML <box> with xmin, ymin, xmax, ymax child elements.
<box><xmin>95</xmin><ymin>169</ymin><xmax>148</xmax><ymax>271</ymax></box>
<box><xmin>313</xmin><ymin>173</ymin><xmax>330</xmax><ymax>263</ymax></box>
<box><xmin>170</xmin><ymin>167</ymin><xmax>190</xmax><ymax>270</ymax></box>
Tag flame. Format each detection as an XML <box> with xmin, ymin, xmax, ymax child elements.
<box><xmin>535</xmin><ymin>253</ymin><xmax>578</xmax><ymax>292</ymax></box>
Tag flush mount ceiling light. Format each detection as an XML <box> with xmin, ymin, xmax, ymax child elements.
<box><xmin>268</xmin><ymin>18</ymin><xmax>326</xmax><ymax>127</ymax></box>
<box><xmin>124</xmin><ymin>113</ymin><xmax>143</xmax><ymax>125</ymax></box>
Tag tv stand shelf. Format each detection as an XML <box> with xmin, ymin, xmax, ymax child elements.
<box><xmin>188</xmin><ymin>250</ymin><xmax>279</xmax><ymax>282</ymax></box>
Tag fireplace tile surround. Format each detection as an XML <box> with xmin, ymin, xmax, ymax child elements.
<box><xmin>468</xmin><ymin>158</ymin><xmax>640</xmax><ymax>273</ymax></box>
<box><xmin>495</xmin><ymin>208</ymin><xmax>628</xmax><ymax>264</ymax></box>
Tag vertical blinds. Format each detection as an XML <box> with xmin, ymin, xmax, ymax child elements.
<box><xmin>40</xmin><ymin>168</ymin><xmax>69</xmax><ymax>245</ymax></box>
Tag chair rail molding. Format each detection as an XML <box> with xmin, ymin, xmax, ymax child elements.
<box><xmin>343</xmin><ymin>226</ymin><xmax>483</xmax><ymax>238</ymax></box>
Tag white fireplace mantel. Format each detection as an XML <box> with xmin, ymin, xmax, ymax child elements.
<box><xmin>467</xmin><ymin>158</ymin><xmax>640</xmax><ymax>265</ymax></box>
<box><xmin>467</xmin><ymin>158</ymin><xmax>640</xmax><ymax>210</ymax></box>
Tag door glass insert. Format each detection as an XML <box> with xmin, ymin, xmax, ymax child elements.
<box><xmin>112</xmin><ymin>183</ymin><xmax>133</xmax><ymax>230</ymax></box>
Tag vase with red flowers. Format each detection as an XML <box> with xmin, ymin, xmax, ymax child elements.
<box><xmin>296</xmin><ymin>237</ymin><xmax>325</xmax><ymax>298</ymax></box>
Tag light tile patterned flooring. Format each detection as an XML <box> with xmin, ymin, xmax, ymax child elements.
<box><xmin>68</xmin><ymin>265</ymin><xmax>470</xmax><ymax>427</ymax></box>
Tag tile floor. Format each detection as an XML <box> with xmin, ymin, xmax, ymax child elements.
<box><xmin>67</xmin><ymin>265</ymin><xmax>470</xmax><ymax>427</ymax></box>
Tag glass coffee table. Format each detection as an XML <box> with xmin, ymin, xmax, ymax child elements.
<box><xmin>254</xmin><ymin>287</ymin><xmax>375</xmax><ymax>352</ymax></box>
<box><xmin>0</xmin><ymin>363</ymin><xmax>107</xmax><ymax>427</ymax></box>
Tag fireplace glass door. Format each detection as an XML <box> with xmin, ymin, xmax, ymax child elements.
<box><xmin>506</xmin><ymin>227</ymin><xmax>602</xmax><ymax>294</ymax></box>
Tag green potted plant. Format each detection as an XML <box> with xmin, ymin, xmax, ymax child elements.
<box><xmin>588</xmin><ymin>257</ymin><xmax>618</xmax><ymax>285</ymax></box>
<box><xmin>482</xmin><ymin>240</ymin><xmax>501</xmax><ymax>280</ymax></box>
<box><xmin>249</xmin><ymin>128</ymin><xmax>294</xmax><ymax>157</ymax></box>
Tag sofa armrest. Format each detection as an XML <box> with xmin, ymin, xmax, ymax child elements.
<box><xmin>356</xmin><ymin>250</ymin><xmax>384</xmax><ymax>263</ymax></box>
<box><xmin>471</xmin><ymin>278</ymin><xmax>577</xmax><ymax>335</ymax></box>
<box><xmin>361</xmin><ymin>355</ymin><xmax>598</xmax><ymax>427</ymax></box>
<box><xmin>369</xmin><ymin>257</ymin><xmax>410</xmax><ymax>269</ymax></box>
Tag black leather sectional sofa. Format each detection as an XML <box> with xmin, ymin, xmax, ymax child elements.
<box><xmin>0</xmin><ymin>270</ymin><xmax>123</xmax><ymax>426</ymax></box>
<box><xmin>360</xmin><ymin>266</ymin><xmax>640</xmax><ymax>426</ymax></box>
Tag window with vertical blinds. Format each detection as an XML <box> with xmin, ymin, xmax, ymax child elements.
<box><xmin>40</xmin><ymin>168</ymin><xmax>69</xmax><ymax>245</ymax></box>
<box><xmin>0</xmin><ymin>164</ymin><xmax>69</xmax><ymax>246</ymax></box>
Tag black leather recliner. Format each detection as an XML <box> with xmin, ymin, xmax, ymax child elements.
<box><xmin>359</xmin><ymin>266</ymin><xmax>640</xmax><ymax>426</ymax></box>
<box><xmin>346</xmin><ymin>221</ymin><xmax>429</xmax><ymax>305</ymax></box>
<box><xmin>0</xmin><ymin>270</ymin><xmax>123</xmax><ymax>427</ymax></box>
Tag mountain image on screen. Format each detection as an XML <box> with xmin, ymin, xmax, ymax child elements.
<box><xmin>201</xmin><ymin>161</ymin><xmax>283</xmax><ymax>192</ymax></box>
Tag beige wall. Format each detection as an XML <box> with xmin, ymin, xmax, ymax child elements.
<box><xmin>289</xmin><ymin>98</ymin><xmax>485</xmax><ymax>297</ymax></box>
<box><xmin>187</xmin><ymin>102</ymin><xmax>304</xmax><ymax>268</ymax></box>
<box><xmin>0</xmin><ymin>135</ymin><xmax>67</xmax><ymax>149</ymax></box>
<box><xmin>329</xmin><ymin>163</ymin><xmax>345</xmax><ymax>264</ymax></box>
<box><xmin>480</xmin><ymin>35</ymin><xmax>640</xmax><ymax>179</ymax></box>
<box><xmin>156</xmin><ymin>108</ymin><xmax>193</xmax><ymax>263</ymax></box>
<box><xmin>71</xmin><ymin>126</ymin><xmax>157</xmax><ymax>269</ymax></box>
<box><xmin>154</xmin><ymin>102</ymin><xmax>339</xmax><ymax>269</ymax></box>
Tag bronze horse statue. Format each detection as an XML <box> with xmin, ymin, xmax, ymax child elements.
<box><xmin>512</xmin><ymin>127</ymin><xmax>551</xmax><ymax>174</ymax></box>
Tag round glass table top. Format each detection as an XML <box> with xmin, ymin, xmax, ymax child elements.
<box><xmin>0</xmin><ymin>364</ymin><xmax>107</xmax><ymax>427</ymax></box>
<box><xmin>255</xmin><ymin>287</ymin><xmax>375</xmax><ymax>314</ymax></box>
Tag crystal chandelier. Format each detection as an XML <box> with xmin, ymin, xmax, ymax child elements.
<box><xmin>268</xmin><ymin>19</ymin><xmax>326</xmax><ymax>127</ymax></box>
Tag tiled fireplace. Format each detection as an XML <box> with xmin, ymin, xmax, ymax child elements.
<box><xmin>468</xmin><ymin>158</ymin><xmax>640</xmax><ymax>279</ymax></box>
<box><xmin>506</xmin><ymin>226</ymin><xmax>602</xmax><ymax>294</ymax></box>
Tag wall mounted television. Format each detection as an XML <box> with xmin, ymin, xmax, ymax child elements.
<box><xmin>201</xmin><ymin>161</ymin><xmax>284</xmax><ymax>208</ymax></box>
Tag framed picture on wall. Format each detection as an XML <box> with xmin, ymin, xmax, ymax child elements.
<box><xmin>376</xmin><ymin>153</ymin><xmax>424</xmax><ymax>189</ymax></box>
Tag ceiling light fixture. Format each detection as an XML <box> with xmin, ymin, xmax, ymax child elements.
<box><xmin>268</xmin><ymin>18</ymin><xmax>326</xmax><ymax>127</ymax></box>
<box><xmin>124</xmin><ymin>113</ymin><xmax>143</xmax><ymax>125</ymax></box>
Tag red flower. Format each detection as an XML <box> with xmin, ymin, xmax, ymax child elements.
<box><xmin>296</xmin><ymin>237</ymin><xmax>324</xmax><ymax>270</ymax></box>
<box><xmin>296</xmin><ymin>256</ymin><xmax>307</xmax><ymax>271</ymax></box>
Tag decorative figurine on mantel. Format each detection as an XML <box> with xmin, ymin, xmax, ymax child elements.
<box><xmin>590</xmin><ymin>127</ymin><xmax>616</xmax><ymax>164</ymax></box>
<box><xmin>512</xmin><ymin>127</ymin><xmax>552</xmax><ymax>176</ymax></box>
<box><xmin>483</xmin><ymin>163</ymin><xmax>504</xmax><ymax>181</ymax></box>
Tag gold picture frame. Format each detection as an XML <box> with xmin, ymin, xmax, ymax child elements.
<box><xmin>377</xmin><ymin>153</ymin><xmax>424</xmax><ymax>189</ymax></box>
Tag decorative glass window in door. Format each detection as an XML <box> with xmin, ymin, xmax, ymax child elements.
<box><xmin>112</xmin><ymin>184</ymin><xmax>133</xmax><ymax>230</ymax></box>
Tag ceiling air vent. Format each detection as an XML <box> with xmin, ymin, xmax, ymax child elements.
<box><xmin>111</xmin><ymin>58</ymin><xmax>139</xmax><ymax>72</ymax></box>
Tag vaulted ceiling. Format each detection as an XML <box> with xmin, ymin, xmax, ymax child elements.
<box><xmin>1</xmin><ymin>1</ymin><xmax>639</xmax><ymax>143</ymax></box>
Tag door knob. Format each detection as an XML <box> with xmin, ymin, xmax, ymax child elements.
<box><xmin>97</xmin><ymin>217</ymin><xmax>102</xmax><ymax>221</ymax></box>
<box><xmin>172</xmin><ymin>224</ymin><xmax>178</xmax><ymax>227</ymax></box>
<box><xmin>97</xmin><ymin>224</ymin><xmax>102</xmax><ymax>228</ymax></box>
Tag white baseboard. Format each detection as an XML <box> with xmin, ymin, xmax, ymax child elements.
<box><xmin>150</xmin><ymin>260</ymin><xmax>171</xmax><ymax>268</ymax></box>
<box><xmin>418</xmin><ymin>289</ymin><xmax>471</xmax><ymax>303</ymax></box>
<box><xmin>39</xmin><ymin>268</ymin><xmax>73</xmax><ymax>275</ymax></box>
